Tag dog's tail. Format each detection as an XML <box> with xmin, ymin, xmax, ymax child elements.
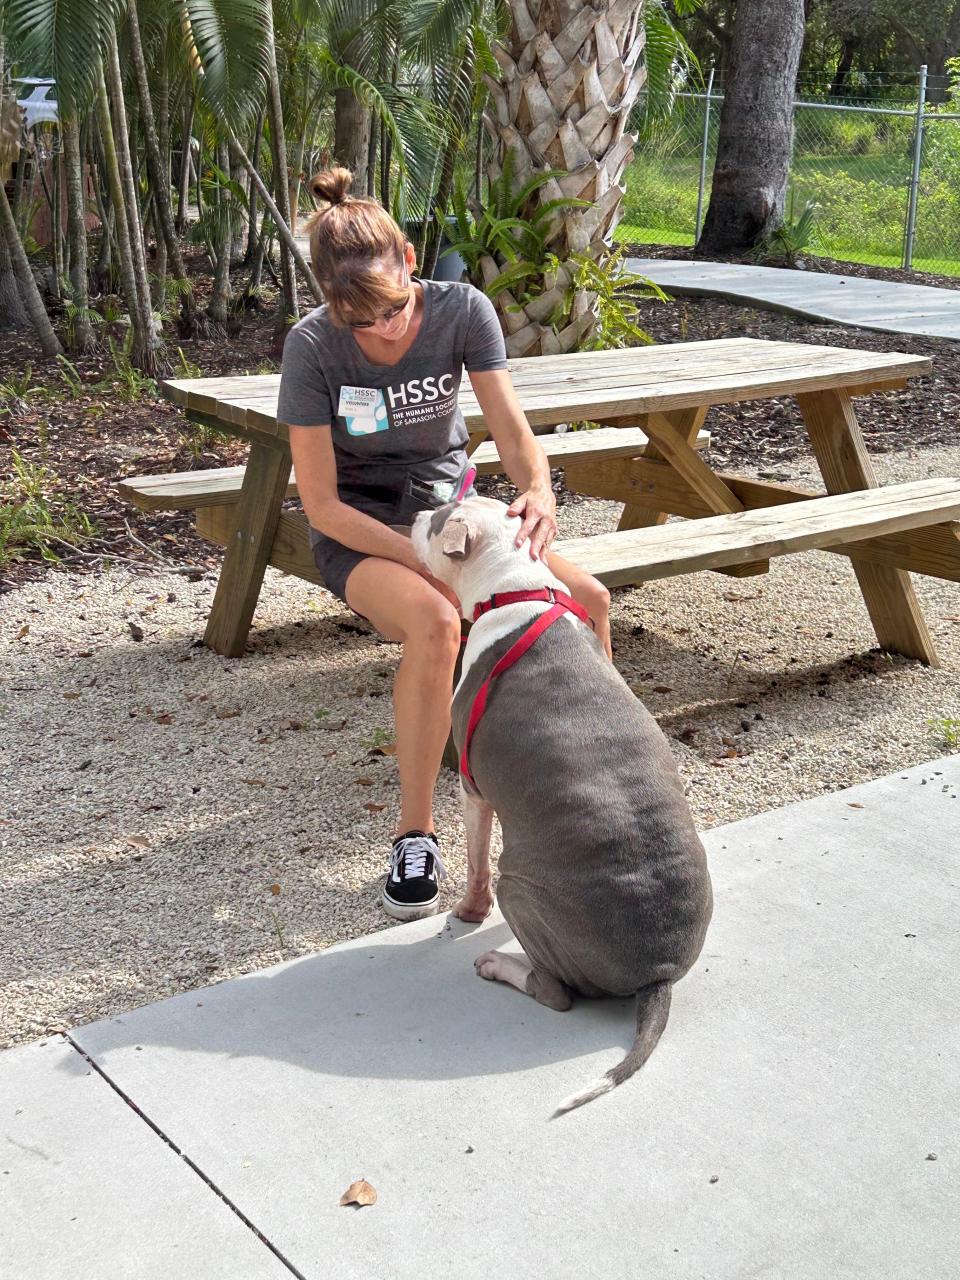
<box><xmin>552</xmin><ymin>981</ymin><xmax>673</xmax><ymax>1117</ymax></box>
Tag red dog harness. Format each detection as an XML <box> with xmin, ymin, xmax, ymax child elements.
<box><xmin>460</xmin><ymin>588</ymin><xmax>592</xmax><ymax>791</ymax></box>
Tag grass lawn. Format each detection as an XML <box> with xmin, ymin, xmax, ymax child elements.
<box><xmin>618</xmin><ymin>147</ymin><xmax>960</xmax><ymax>278</ymax></box>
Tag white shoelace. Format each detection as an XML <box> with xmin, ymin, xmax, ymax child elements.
<box><xmin>391</xmin><ymin>835</ymin><xmax>447</xmax><ymax>882</ymax></box>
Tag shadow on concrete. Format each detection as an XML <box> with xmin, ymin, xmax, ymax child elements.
<box><xmin>72</xmin><ymin>914</ymin><xmax>639</xmax><ymax>1083</ymax></box>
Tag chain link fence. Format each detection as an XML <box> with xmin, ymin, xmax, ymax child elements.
<box><xmin>621</xmin><ymin>70</ymin><xmax>960</xmax><ymax>277</ymax></box>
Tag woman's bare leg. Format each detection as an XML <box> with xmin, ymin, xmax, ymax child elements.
<box><xmin>544</xmin><ymin>551</ymin><xmax>613</xmax><ymax>660</ymax></box>
<box><xmin>345</xmin><ymin>556</ymin><xmax>462</xmax><ymax>836</ymax></box>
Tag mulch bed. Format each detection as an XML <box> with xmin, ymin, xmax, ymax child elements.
<box><xmin>3</xmin><ymin>248</ymin><xmax>958</xmax><ymax>593</ymax></box>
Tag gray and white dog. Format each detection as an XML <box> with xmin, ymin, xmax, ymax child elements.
<box><xmin>410</xmin><ymin>496</ymin><xmax>713</xmax><ymax>1113</ymax></box>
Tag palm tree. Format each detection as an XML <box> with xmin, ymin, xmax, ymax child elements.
<box><xmin>476</xmin><ymin>0</ymin><xmax>650</xmax><ymax>356</ymax></box>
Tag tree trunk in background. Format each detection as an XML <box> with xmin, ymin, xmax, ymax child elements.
<box><xmin>227</xmin><ymin>133</ymin><xmax>323</xmax><ymax>303</ymax></box>
<box><xmin>697</xmin><ymin>0</ymin><xmax>805</xmax><ymax>256</ymax></box>
<box><xmin>105</xmin><ymin>32</ymin><xmax>163</xmax><ymax>370</ymax></box>
<box><xmin>264</xmin><ymin>4</ymin><xmax>299</xmax><ymax>336</ymax></box>
<box><xmin>127</xmin><ymin>0</ymin><xmax>197</xmax><ymax>335</ymax></box>
<box><xmin>176</xmin><ymin>91</ymin><xmax>196</xmax><ymax>233</ymax></box>
<box><xmin>829</xmin><ymin>37</ymin><xmax>858</xmax><ymax>96</ymax></box>
<box><xmin>62</xmin><ymin>115</ymin><xmax>95</xmax><ymax>350</ymax></box>
<box><xmin>0</xmin><ymin>210</ymin><xmax>30</xmax><ymax>330</ymax></box>
<box><xmin>484</xmin><ymin>0</ymin><xmax>648</xmax><ymax>356</ymax></box>
<box><xmin>245</xmin><ymin>109</ymin><xmax>265</xmax><ymax>262</ymax></box>
<box><xmin>0</xmin><ymin>178</ymin><xmax>61</xmax><ymax>354</ymax></box>
<box><xmin>96</xmin><ymin>67</ymin><xmax>158</xmax><ymax>371</ymax></box>
<box><xmin>333</xmin><ymin>88</ymin><xmax>370</xmax><ymax>192</ymax></box>
<box><xmin>207</xmin><ymin>140</ymin><xmax>233</xmax><ymax>325</ymax></box>
<box><xmin>50</xmin><ymin>150</ymin><xmax>64</xmax><ymax>302</ymax></box>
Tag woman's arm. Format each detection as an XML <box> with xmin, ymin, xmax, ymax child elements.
<box><xmin>468</xmin><ymin>368</ymin><xmax>557</xmax><ymax>560</ymax></box>
<box><xmin>289</xmin><ymin>424</ymin><xmax>422</xmax><ymax>570</ymax></box>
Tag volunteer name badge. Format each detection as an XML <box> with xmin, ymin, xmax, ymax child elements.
<box><xmin>339</xmin><ymin>385</ymin><xmax>389</xmax><ymax>436</ymax></box>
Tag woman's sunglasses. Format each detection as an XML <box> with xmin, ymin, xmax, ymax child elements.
<box><xmin>347</xmin><ymin>268</ymin><xmax>411</xmax><ymax>329</ymax></box>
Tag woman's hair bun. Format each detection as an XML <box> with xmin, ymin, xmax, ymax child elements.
<box><xmin>311</xmin><ymin>167</ymin><xmax>353</xmax><ymax>206</ymax></box>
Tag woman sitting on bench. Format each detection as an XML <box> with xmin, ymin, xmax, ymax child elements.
<box><xmin>278</xmin><ymin>166</ymin><xmax>610</xmax><ymax>923</ymax></box>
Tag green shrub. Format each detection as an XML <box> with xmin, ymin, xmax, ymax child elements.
<box><xmin>0</xmin><ymin>450</ymin><xmax>99</xmax><ymax>569</ymax></box>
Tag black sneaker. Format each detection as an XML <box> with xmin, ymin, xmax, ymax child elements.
<box><xmin>383</xmin><ymin>830</ymin><xmax>446</xmax><ymax>921</ymax></box>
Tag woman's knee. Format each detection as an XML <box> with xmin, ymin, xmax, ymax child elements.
<box><xmin>409</xmin><ymin>599</ymin><xmax>462</xmax><ymax>656</ymax></box>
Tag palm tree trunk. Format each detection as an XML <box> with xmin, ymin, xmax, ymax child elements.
<box><xmin>486</xmin><ymin>0</ymin><xmax>648</xmax><ymax>356</ymax></box>
<box><xmin>96</xmin><ymin>66</ymin><xmax>157</xmax><ymax>370</ymax></box>
<box><xmin>334</xmin><ymin>89</ymin><xmax>370</xmax><ymax>191</ymax></box>
<box><xmin>0</xmin><ymin>177</ymin><xmax>61</xmax><ymax>355</ymax></box>
<box><xmin>207</xmin><ymin>140</ymin><xmax>233</xmax><ymax>325</ymax></box>
<box><xmin>176</xmin><ymin>90</ymin><xmax>196</xmax><ymax>234</ymax></box>
<box><xmin>105</xmin><ymin>30</ymin><xmax>163</xmax><ymax>370</ymax></box>
<box><xmin>227</xmin><ymin>134</ymin><xmax>323</xmax><ymax>304</ymax></box>
<box><xmin>11</xmin><ymin>144</ymin><xmax>27</xmax><ymax>225</ymax></box>
<box><xmin>50</xmin><ymin>150</ymin><xmax>64</xmax><ymax>302</ymax></box>
<box><xmin>264</xmin><ymin>4</ymin><xmax>299</xmax><ymax>334</ymax></box>
<box><xmin>421</xmin><ymin>131</ymin><xmax>459</xmax><ymax>279</ymax></box>
<box><xmin>62</xmin><ymin>115</ymin><xmax>95</xmax><ymax>350</ymax></box>
<box><xmin>0</xmin><ymin>208</ymin><xmax>30</xmax><ymax>330</ymax></box>
<box><xmin>127</xmin><ymin>0</ymin><xmax>198</xmax><ymax>336</ymax></box>
<box><xmin>244</xmin><ymin>108</ymin><xmax>265</xmax><ymax>262</ymax></box>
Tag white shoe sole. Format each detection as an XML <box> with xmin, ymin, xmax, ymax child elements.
<box><xmin>382</xmin><ymin>888</ymin><xmax>440</xmax><ymax>921</ymax></box>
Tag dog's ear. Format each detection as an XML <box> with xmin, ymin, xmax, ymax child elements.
<box><xmin>441</xmin><ymin>517</ymin><xmax>474</xmax><ymax>560</ymax></box>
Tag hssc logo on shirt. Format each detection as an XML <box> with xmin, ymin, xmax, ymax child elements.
<box><xmin>385</xmin><ymin>375</ymin><xmax>455</xmax><ymax>408</ymax></box>
<box><xmin>339</xmin><ymin>375</ymin><xmax>456</xmax><ymax>435</ymax></box>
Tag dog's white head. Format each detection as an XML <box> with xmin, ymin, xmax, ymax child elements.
<box><xmin>410</xmin><ymin>496</ymin><xmax>557</xmax><ymax>618</ymax></box>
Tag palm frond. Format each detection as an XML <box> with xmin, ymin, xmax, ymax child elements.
<box><xmin>5</xmin><ymin>0</ymin><xmax>125</xmax><ymax>113</ymax></box>
<box><xmin>183</xmin><ymin>0</ymin><xmax>271</xmax><ymax>126</ymax></box>
<box><xmin>405</xmin><ymin>0</ymin><xmax>486</xmax><ymax>63</ymax></box>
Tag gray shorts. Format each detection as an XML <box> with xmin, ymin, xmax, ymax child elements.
<box><xmin>311</xmin><ymin>484</ymin><xmax>477</xmax><ymax>616</ymax></box>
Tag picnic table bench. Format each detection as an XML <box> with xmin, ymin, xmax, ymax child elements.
<box><xmin>123</xmin><ymin>336</ymin><xmax>960</xmax><ymax>668</ymax></box>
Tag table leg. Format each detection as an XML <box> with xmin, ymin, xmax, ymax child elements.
<box><xmin>796</xmin><ymin>388</ymin><xmax>938</xmax><ymax>666</ymax></box>
<box><xmin>203</xmin><ymin>440</ymin><xmax>293</xmax><ymax>658</ymax></box>
<box><xmin>568</xmin><ymin>406</ymin><xmax>766</xmax><ymax>577</ymax></box>
<box><xmin>614</xmin><ymin>407</ymin><xmax>709</xmax><ymax>531</ymax></box>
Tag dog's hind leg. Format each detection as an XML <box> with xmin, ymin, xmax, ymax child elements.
<box><xmin>526</xmin><ymin>968</ymin><xmax>573</xmax><ymax>1012</ymax></box>
<box><xmin>474</xmin><ymin>950</ymin><xmax>572</xmax><ymax>1011</ymax></box>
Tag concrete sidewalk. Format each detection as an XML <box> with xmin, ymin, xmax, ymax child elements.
<box><xmin>628</xmin><ymin>257</ymin><xmax>960</xmax><ymax>341</ymax></box>
<box><xmin>3</xmin><ymin>757</ymin><xmax>958</xmax><ymax>1278</ymax></box>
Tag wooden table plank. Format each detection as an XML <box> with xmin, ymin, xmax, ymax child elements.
<box><xmin>162</xmin><ymin>339</ymin><xmax>931</xmax><ymax>441</ymax></box>
<box><xmin>553</xmin><ymin>477</ymin><xmax>960</xmax><ymax>585</ymax></box>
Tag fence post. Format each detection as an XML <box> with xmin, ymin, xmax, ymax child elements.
<box><xmin>903</xmin><ymin>64</ymin><xmax>927</xmax><ymax>270</ymax></box>
<box><xmin>695</xmin><ymin>67</ymin><xmax>715</xmax><ymax>244</ymax></box>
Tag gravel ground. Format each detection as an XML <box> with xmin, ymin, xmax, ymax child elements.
<box><xmin>3</xmin><ymin>443</ymin><xmax>960</xmax><ymax>1048</ymax></box>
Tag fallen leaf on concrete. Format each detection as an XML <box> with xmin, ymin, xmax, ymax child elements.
<box><xmin>847</xmin><ymin>802</ymin><xmax>864</xmax><ymax>809</ymax></box>
<box><xmin>364</xmin><ymin>802</ymin><xmax>386</xmax><ymax>812</ymax></box>
<box><xmin>242</xmin><ymin>777</ymin><xmax>266</xmax><ymax>787</ymax></box>
<box><xmin>356</xmin><ymin>777</ymin><xmax>374</xmax><ymax>786</ymax></box>
<box><xmin>723</xmin><ymin>591</ymin><xmax>761</xmax><ymax>603</ymax></box>
<box><xmin>340</xmin><ymin>1180</ymin><xmax>377</xmax><ymax>1208</ymax></box>
<box><xmin>127</xmin><ymin>621</ymin><xmax>145</xmax><ymax>641</ymax></box>
<box><xmin>64</xmin><ymin>691</ymin><xmax>81</xmax><ymax>700</ymax></box>
<box><xmin>16</xmin><ymin>625</ymin><xmax>29</xmax><ymax>639</ymax></box>
<box><xmin>126</xmin><ymin>835</ymin><xmax>149</xmax><ymax>848</ymax></box>
<box><xmin>268</xmin><ymin>884</ymin><xmax>281</xmax><ymax>895</ymax></box>
<box><xmin>651</xmin><ymin>685</ymin><xmax>673</xmax><ymax>694</ymax></box>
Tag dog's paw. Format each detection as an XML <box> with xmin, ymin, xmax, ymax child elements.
<box><xmin>474</xmin><ymin>950</ymin><xmax>503</xmax><ymax>981</ymax></box>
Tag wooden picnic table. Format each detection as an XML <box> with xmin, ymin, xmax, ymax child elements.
<box><xmin>155</xmin><ymin>336</ymin><xmax>957</xmax><ymax>665</ymax></box>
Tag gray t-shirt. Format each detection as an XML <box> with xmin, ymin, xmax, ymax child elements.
<box><xmin>277</xmin><ymin>278</ymin><xmax>506</xmax><ymax>531</ymax></box>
